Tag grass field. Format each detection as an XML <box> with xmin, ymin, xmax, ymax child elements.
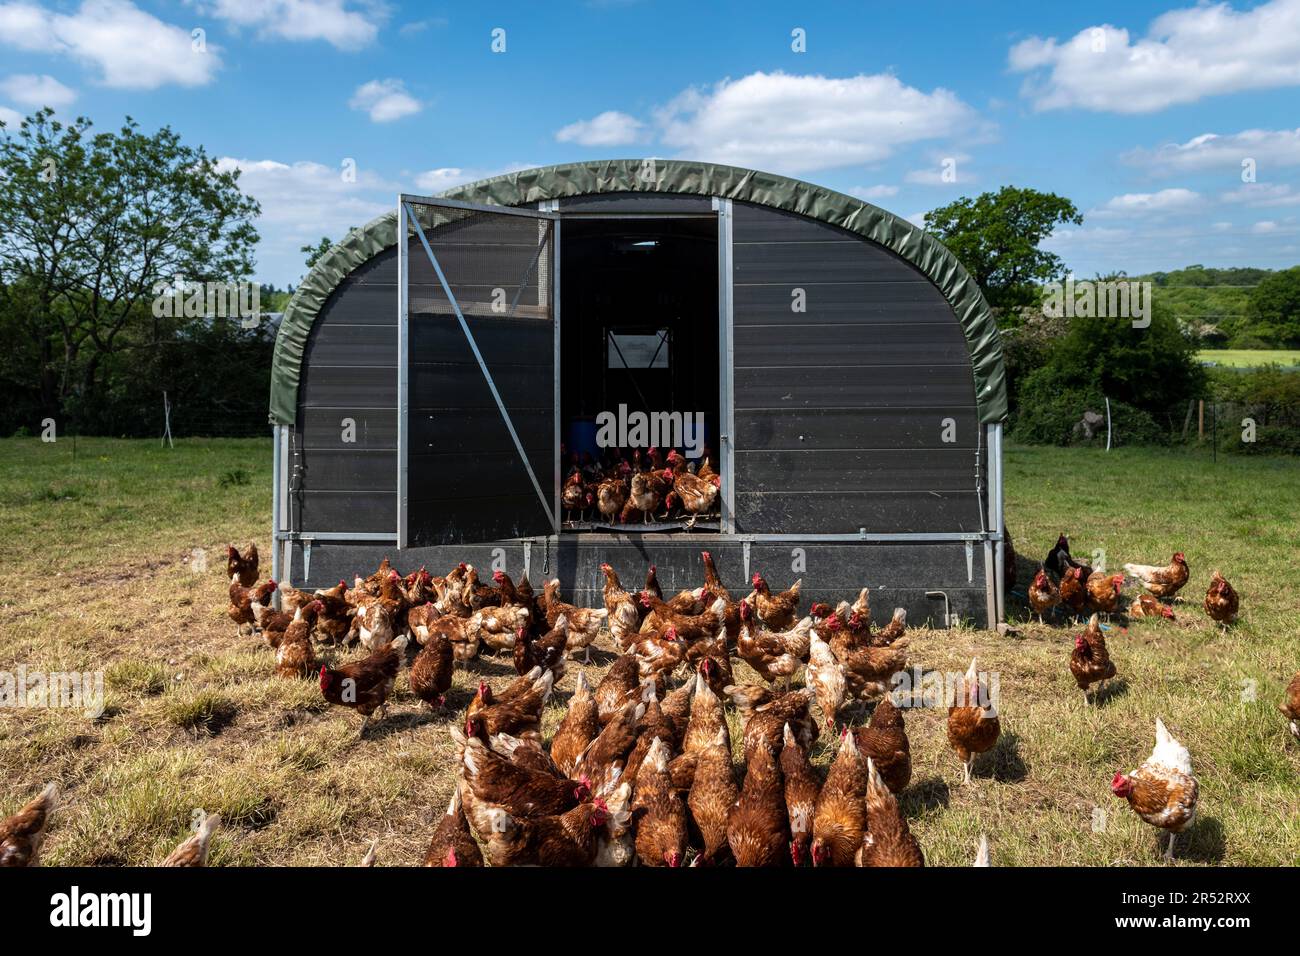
<box><xmin>1</xmin><ymin>437</ymin><xmax>1297</xmax><ymax>866</ymax></box>
<box><xmin>1197</xmin><ymin>349</ymin><xmax>1300</xmax><ymax>368</ymax></box>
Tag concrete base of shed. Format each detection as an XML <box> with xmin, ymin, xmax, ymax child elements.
<box><xmin>280</xmin><ymin>534</ymin><xmax>996</xmax><ymax>630</ymax></box>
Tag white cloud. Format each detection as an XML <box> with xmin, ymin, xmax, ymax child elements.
<box><xmin>218</xmin><ymin>156</ymin><xmax>391</xmax><ymax>233</ymax></box>
<box><xmin>1221</xmin><ymin>183</ymin><xmax>1300</xmax><ymax>207</ymax></box>
<box><xmin>656</xmin><ymin>70</ymin><xmax>980</xmax><ymax>174</ymax></box>
<box><xmin>202</xmin><ymin>0</ymin><xmax>382</xmax><ymax>50</ymax></box>
<box><xmin>555</xmin><ymin>110</ymin><xmax>644</xmax><ymax>147</ymax></box>
<box><xmin>1048</xmin><ymin>226</ymin><xmax>1134</xmax><ymax>243</ymax></box>
<box><xmin>218</xmin><ymin>155</ymin><xmax>392</xmax><ymax>283</ymax></box>
<box><xmin>1096</xmin><ymin>188</ymin><xmax>1202</xmax><ymax>215</ymax></box>
<box><xmin>348</xmin><ymin>79</ymin><xmax>421</xmax><ymax>123</ymax></box>
<box><xmin>0</xmin><ymin>0</ymin><xmax>219</xmax><ymax>89</ymax></box>
<box><xmin>413</xmin><ymin>163</ymin><xmax>536</xmax><ymax>193</ymax></box>
<box><xmin>0</xmin><ymin>73</ymin><xmax>74</xmax><ymax>107</ymax></box>
<box><xmin>1045</xmin><ymin>219</ymin><xmax>1300</xmax><ymax>274</ymax></box>
<box><xmin>1251</xmin><ymin>220</ymin><xmax>1280</xmax><ymax>234</ymax></box>
<box><xmin>0</xmin><ymin>104</ymin><xmax>22</xmax><ymax>126</ymax></box>
<box><xmin>1124</xmin><ymin>128</ymin><xmax>1300</xmax><ymax>173</ymax></box>
<box><xmin>1009</xmin><ymin>0</ymin><xmax>1300</xmax><ymax>113</ymax></box>
<box><xmin>399</xmin><ymin>18</ymin><xmax>446</xmax><ymax>36</ymax></box>
<box><xmin>849</xmin><ymin>184</ymin><xmax>898</xmax><ymax>200</ymax></box>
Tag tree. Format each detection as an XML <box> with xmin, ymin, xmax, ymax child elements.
<box><xmin>0</xmin><ymin>107</ymin><xmax>260</xmax><ymax>431</ymax></box>
<box><xmin>1017</xmin><ymin>300</ymin><xmax>1205</xmax><ymax>431</ymax></box>
<box><xmin>1245</xmin><ymin>265</ymin><xmax>1300</xmax><ymax>346</ymax></box>
<box><xmin>301</xmin><ymin>237</ymin><xmax>334</xmax><ymax>271</ymax></box>
<box><xmin>924</xmin><ymin>186</ymin><xmax>1082</xmax><ymax>308</ymax></box>
<box><xmin>0</xmin><ymin>110</ymin><xmax>93</xmax><ymax>419</ymax></box>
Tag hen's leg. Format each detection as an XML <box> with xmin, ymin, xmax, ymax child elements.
<box><xmin>1164</xmin><ymin>832</ymin><xmax>1176</xmax><ymax>863</ymax></box>
<box><xmin>356</xmin><ymin>714</ymin><xmax>370</xmax><ymax>740</ymax></box>
<box><xmin>962</xmin><ymin>756</ymin><xmax>973</xmax><ymax>785</ymax></box>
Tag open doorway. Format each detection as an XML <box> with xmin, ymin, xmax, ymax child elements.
<box><xmin>559</xmin><ymin>216</ymin><xmax>720</xmax><ymax>531</ymax></box>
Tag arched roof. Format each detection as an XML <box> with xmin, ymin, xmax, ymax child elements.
<box><xmin>269</xmin><ymin>159</ymin><xmax>1007</xmax><ymax>425</ymax></box>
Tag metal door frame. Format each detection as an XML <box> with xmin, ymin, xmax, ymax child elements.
<box><xmin>713</xmin><ymin>197</ymin><xmax>736</xmax><ymax>534</ymax></box>
<box><xmin>547</xmin><ymin>198</ymin><xmax>731</xmax><ymax>537</ymax></box>
<box><xmin>397</xmin><ymin>193</ymin><xmax>559</xmax><ymax>548</ymax></box>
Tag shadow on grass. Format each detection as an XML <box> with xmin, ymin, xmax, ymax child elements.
<box><xmin>362</xmin><ymin>707</ymin><xmax>449</xmax><ymax>740</ymax></box>
<box><xmin>463</xmin><ymin>656</ymin><xmax>519</xmax><ymax>678</ymax></box>
<box><xmin>901</xmin><ymin>775</ymin><xmax>951</xmax><ymax>815</ymax></box>
<box><xmin>1092</xmin><ymin>678</ymin><xmax>1130</xmax><ymax>707</ymax></box>
<box><xmin>1177</xmin><ymin>815</ymin><xmax>1226</xmax><ymax>864</ymax></box>
<box><xmin>976</xmin><ymin>731</ymin><xmax>1028</xmax><ymax>783</ymax></box>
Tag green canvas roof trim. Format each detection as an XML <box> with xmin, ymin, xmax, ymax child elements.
<box><xmin>269</xmin><ymin>158</ymin><xmax>1008</xmax><ymax>426</ymax></box>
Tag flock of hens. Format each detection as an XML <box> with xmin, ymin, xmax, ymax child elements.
<box><xmin>561</xmin><ymin>447</ymin><xmax>721</xmax><ymax>526</ymax></box>
<box><xmin>3</xmin><ymin>536</ymin><xmax>1298</xmax><ymax>869</ymax></box>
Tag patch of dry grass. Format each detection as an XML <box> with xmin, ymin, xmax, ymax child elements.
<box><xmin>0</xmin><ymin>438</ymin><xmax>1297</xmax><ymax>866</ymax></box>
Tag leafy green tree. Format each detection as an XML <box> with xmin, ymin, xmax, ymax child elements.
<box><xmin>1016</xmin><ymin>301</ymin><xmax>1205</xmax><ymax>432</ymax></box>
<box><xmin>924</xmin><ymin>187</ymin><xmax>1082</xmax><ymax>308</ymax></box>
<box><xmin>0</xmin><ymin>107</ymin><xmax>260</xmax><ymax>431</ymax></box>
<box><xmin>0</xmin><ymin>110</ymin><xmax>92</xmax><ymax>418</ymax></box>
<box><xmin>1245</xmin><ymin>265</ymin><xmax>1300</xmax><ymax>346</ymax></box>
<box><xmin>301</xmin><ymin>237</ymin><xmax>334</xmax><ymax>271</ymax></box>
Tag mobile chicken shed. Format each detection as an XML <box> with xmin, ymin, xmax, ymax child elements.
<box><xmin>268</xmin><ymin>159</ymin><xmax>1010</xmax><ymax>626</ymax></box>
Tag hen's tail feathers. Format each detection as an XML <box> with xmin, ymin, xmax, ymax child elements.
<box><xmin>32</xmin><ymin>782</ymin><xmax>59</xmax><ymax>814</ymax></box>
<box><xmin>533</xmin><ymin>665</ymin><xmax>553</xmax><ymax>702</ymax></box>
<box><xmin>572</xmin><ymin>669</ymin><xmax>592</xmax><ymax>701</ymax></box>
<box><xmin>359</xmin><ymin>839</ymin><xmax>378</xmax><ymax>867</ymax></box>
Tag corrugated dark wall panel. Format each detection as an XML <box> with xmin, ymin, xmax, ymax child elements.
<box><xmin>739</xmin><ymin>449</ymin><xmax>979</xmax><ymax>492</ymax></box>
<box><xmin>734</xmin><ymin>281</ymin><xmax>956</xmax><ymax>325</ymax></box>
<box><xmin>735</xmin><ymin>491</ymin><xmax>983</xmax><ymax>533</ymax></box>
<box><xmin>736</xmin><ymin>407</ymin><xmax>978</xmax><ymax>450</ymax></box>
<box><xmin>731</xmin><ymin>200</ymin><xmax>982</xmax><ymax>534</ymax></box>
<box><xmin>735</xmin><ymin>321</ymin><xmax>968</xmax><ymax>366</ymax></box>
<box><xmin>294</xmin><ymin>246</ymin><xmax>399</xmax><ymax>533</ymax></box>
<box><xmin>296</xmin><ymin>492</ymin><xmax>395</xmax><ymax>533</ymax></box>
<box><xmin>299</xmin><ymin>407</ymin><xmax>397</xmax><ymax>450</ymax></box>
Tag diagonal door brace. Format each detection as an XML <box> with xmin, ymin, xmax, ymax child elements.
<box><xmin>405</xmin><ymin>203</ymin><xmax>557</xmax><ymax>529</ymax></box>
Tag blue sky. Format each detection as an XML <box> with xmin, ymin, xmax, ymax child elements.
<box><xmin>2</xmin><ymin>0</ymin><xmax>1299</xmax><ymax>286</ymax></box>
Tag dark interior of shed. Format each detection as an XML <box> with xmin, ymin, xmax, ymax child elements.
<box><xmin>559</xmin><ymin>216</ymin><xmax>719</xmax><ymax>530</ymax></box>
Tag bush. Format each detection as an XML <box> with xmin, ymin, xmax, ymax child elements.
<box><xmin>995</xmin><ymin>306</ymin><xmax>1069</xmax><ymax>408</ymax></box>
<box><xmin>1232</xmin><ymin>423</ymin><xmax>1300</xmax><ymax>455</ymax></box>
<box><xmin>1245</xmin><ymin>266</ymin><xmax>1300</xmax><ymax>347</ymax></box>
<box><xmin>1206</xmin><ymin>365</ymin><xmax>1300</xmax><ymax>455</ymax></box>
<box><xmin>1007</xmin><ymin>299</ymin><xmax>1205</xmax><ymax>445</ymax></box>
<box><xmin>1010</xmin><ymin>383</ymin><xmax>1169</xmax><ymax>447</ymax></box>
<box><xmin>1027</xmin><ymin>303</ymin><xmax>1204</xmax><ymax>427</ymax></box>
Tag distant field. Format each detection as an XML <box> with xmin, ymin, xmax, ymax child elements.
<box><xmin>1</xmin><ymin>438</ymin><xmax>1297</xmax><ymax>866</ymax></box>
<box><xmin>1198</xmin><ymin>349</ymin><xmax>1300</xmax><ymax>368</ymax></box>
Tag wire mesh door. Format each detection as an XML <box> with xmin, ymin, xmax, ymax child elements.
<box><xmin>399</xmin><ymin>196</ymin><xmax>558</xmax><ymax>546</ymax></box>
